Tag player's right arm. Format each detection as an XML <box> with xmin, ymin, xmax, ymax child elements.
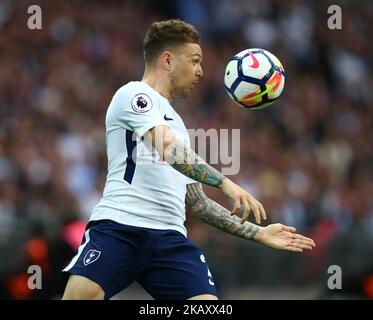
<box><xmin>143</xmin><ymin>125</ymin><xmax>266</xmax><ymax>224</ymax></box>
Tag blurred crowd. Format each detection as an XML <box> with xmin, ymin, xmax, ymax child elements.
<box><xmin>0</xmin><ymin>0</ymin><xmax>372</xmax><ymax>299</ymax></box>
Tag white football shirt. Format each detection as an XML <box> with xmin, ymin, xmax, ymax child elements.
<box><xmin>90</xmin><ymin>81</ymin><xmax>194</xmax><ymax>236</ymax></box>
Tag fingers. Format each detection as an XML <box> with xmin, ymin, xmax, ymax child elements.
<box><xmin>238</xmin><ymin>198</ymin><xmax>261</xmax><ymax>224</ymax></box>
<box><xmin>251</xmin><ymin>201</ymin><xmax>261</xmax><ymax>225</ymax></box>
<box><xmin>298</xmin><ymin>239</ymin><xmax>316</xmax><ymax>248</ymax></box>
<box><xmin>292</xmin><ymin>234</ymin><xmax>316</xmax><ymax>247</ymax></box>
<box><xmin>282</xmin><ymin>225</ymin><xmax>296</xmax><ymax>233</ymax></box>
<box><xmin>232</xmin><ymin>198</ymin><xmax>252</xmax><ymax>224</ymax></box>
<box><xmin>281</xmin><ymin>225</ymin><xmax>316</xmax><ymax>249</ymax></box>
<box><xmin>288</xmin><ymin>242</ymin><xmax>313</xmax><ymax>251</ymax></box>
<box><xmin>285</xmin><ymin>245</ymin><xmax>303</xmax><ymax>253</ymax></box>
<box><xmin>292</xmin><ymin>233</ymin><xmax>315</xmax><ymax>242</ymax></box>
<box><xmin>231</xmin><ymin>198</ymin><xmax>264</xmax><ymax>224</ymax></box>
<box><xmin>294</xmin><ymin>238</ymin><xmax>315</xmax><ymax>247</ymax></box>
<box><xmin>224</xmin><ymin>181</ymin><xmax>266</xmax><ymax>224</ymax></box>
<box><xmin>286</xmin><ymin>235</ymin><xmax>316</xmax><ymax>252</ymax></box>
<box><xmin>230</xmin><ymin>200</ymin><xmax>241</xmax><ymax>216</ymax></box>
<box><xmin>240</xmin><ymin>198</ymin><xmax>250</xmax><ymax>224</ymax></box>
<box><xmin>258</xmin><ymin>201</ymin><xmax>266</xmax><ymax>221</ymax></box>
<box><xmin>285</xmin><ymin>243</ymin><xmax>309</xmax><ymax>252</ymax></box>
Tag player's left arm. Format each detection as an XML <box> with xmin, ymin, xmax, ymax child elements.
<box><xmin>186</xmin><ymin>183</ymin><xmax>316</xmax><ymax>252</ymax></box>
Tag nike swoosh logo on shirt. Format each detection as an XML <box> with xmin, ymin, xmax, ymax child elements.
<box><xmin>164</xmin><ymin>114</ymin><xmax>174</xmax><ymax>121</ymax></box>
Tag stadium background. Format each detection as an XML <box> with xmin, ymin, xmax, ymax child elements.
<box><xmin>0</xmin><ymin>0</ymin><xmax>372</xmax><ymax>299</ymax></box>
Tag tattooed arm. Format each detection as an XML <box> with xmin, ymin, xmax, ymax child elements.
<box><xmin>186</xmin><ymin>182</ymin><xmax>260</xmax><ymax>240</ymax></box>
<box><xmin>186</xmin><ymin>183</ymin><xmax>316</xmax><ymax>252</ymax></box>
<box><xmin>144</xmin><ymin>125</ymin><xmax>266</xmax><ymax>224</ymax></box>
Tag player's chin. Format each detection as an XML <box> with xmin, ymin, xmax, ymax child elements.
<box><xmin>186</xmin><ymin>85</ymin><xmax>196</xmax><ymax>95</ymax></box>
<box><xmin>177</xmin><ymin>88</ymin><xmax>192</xmax><ymax>98</ymax></box>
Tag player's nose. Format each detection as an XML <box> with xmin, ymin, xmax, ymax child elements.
<box><xmin>196</xmin><ymin>65</ymin><xmax>203</xmax><ymax>78</ymax></box>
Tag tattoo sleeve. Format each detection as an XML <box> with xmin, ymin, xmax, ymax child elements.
<box><xmin>185</xmin><ymin>183</ymin><xmax>259</xmax><ymax>241</ymax></box>
<box><xmin>167</xmin><ymin>141</ymin><xmax>225</xmax><ymax>187</ymax></box>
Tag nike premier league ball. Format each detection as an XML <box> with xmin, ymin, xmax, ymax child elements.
<box><xmin>224</xmin><ymin>48</ymin><xmax>285</xmax><ymax>109</ymax></box>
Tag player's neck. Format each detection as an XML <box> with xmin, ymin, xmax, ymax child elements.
<box><xmin>142</xmin><ymin>69</ymin><xmax>172</xmax><ymax>102</ymax></box>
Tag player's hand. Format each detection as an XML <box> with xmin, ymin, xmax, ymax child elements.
<box><xmin>219</xmin><ymin>178</ymin><xmax>266</xmax><ymax>224</ymax></box>
<box><xmin>254</xmin><ymin>223</ymin><xmax>316</xmax><ymax>252</ymax></box>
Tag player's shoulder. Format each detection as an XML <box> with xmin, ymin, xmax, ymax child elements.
<box><xmin>113</xmin><ymin>81</ymin><xmax>159</xmax><ymax>111</ymax></box>
<box><xmin>115</xmin><ymin>81</ymin><xmax>157</xmax><ymax>100</ymax></box>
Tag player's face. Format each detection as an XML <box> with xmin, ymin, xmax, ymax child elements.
<box><xmin>170</xmin><ymin>43</ymin><xmax>203</xmax><ymax>98</ymax></box>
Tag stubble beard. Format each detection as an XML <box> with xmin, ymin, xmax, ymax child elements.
<box><xmin>170</xmin><ymin>73</ymin><xmax>189</xmax><ymax>99</ymax></box>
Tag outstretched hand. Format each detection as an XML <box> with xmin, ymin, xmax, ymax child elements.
<box><xmin>255</xmin><ymin>223</ymin><xmax>316</xmax><ymax>252</ymax></box>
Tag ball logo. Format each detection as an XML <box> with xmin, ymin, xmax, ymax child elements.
<box><xmin>83</xmin><ymin>249</ymin><xmax>101</xmax><ymax>266</ymax></box>
<box><xmin>131</xmin><ymin>93</ymin><xmax>153</xmax><ymax>113</ymax></box>
<box><xmin>247</xmin><ymin>50</ymin><xmax>259</xmax><ymax>69</ymax></box>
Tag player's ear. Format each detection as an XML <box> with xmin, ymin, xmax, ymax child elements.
<box><xmin>162</xmin><ymin>51</ymin><xmax>172</xmax><ymax>71</ymax></box>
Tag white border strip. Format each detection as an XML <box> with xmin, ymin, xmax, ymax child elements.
<box><xmin>63</xmin><ymin>229</ymin><xmax>91</xmax><ymax>271</ymax></box>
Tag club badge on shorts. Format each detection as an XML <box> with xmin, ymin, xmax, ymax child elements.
<box><xmin>83</xmin><ymin>249</ymin><xmax>101</xmax><ymax>266</ymax></box>
<box><xmin>131</xmin><ymin>93</ymin><xmax>153</xmax><ymax>113</ymax></box>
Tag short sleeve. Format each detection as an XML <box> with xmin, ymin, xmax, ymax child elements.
<box><xmin>185</xmin><ymin>176</ymin><xmax>197</xmax><ymax>185</ymax></box>
<box><xmin>115</xmin><ymin>84</ymin><xmax>169</xmax><ymax>138</ymax></box>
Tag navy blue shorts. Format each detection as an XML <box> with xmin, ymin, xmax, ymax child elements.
<box><xmin>63</xmin><ymin>219</ymin><xmax>218</xmax><ymax>300</ymax></box>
